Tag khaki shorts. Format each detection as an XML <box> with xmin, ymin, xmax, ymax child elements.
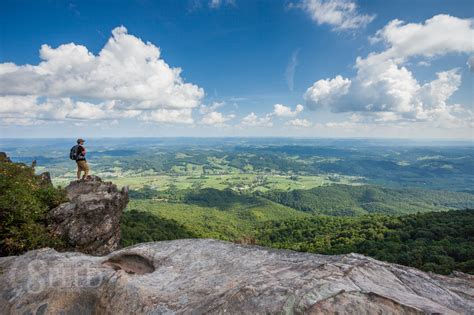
<box><xmin>76</xmin><ymin>160</ymin><xmax>89</xmax><ymax>172</ymax></box>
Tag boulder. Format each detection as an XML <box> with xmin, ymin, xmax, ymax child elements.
<box><xmin>1</xmin><ymin>239</ymin><xmax>472</xmax><ymax>314</ymax></box>
<box><xmin>38</xmin><ymin>171</ymin><xmax>52</xmax><ymax>186</ymax></box>
<box><xmin>47</xmin><ymin>176</ymin><xmax>128</xmax><ymax>256</ymax></box>
<box><xmin>0</xmin><ymin>151</ymin><xmax>11</xmax><ymax>163</ymax></box>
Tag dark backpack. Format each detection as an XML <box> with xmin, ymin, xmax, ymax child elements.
<box><xmin>69</xmin><ymin>145</ymin><xmax>79</xmax><ymax>160</ymax></box>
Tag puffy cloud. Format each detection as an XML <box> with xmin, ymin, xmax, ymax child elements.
<box><xmin>350</xmin><ymin>60</ymin><xmax>422</xmax><ymax>114</ymax></box>
<box><xmin>241</xmin><ymin>112</ymin><xmax>273</xmax><ymax>127</ymax></box>
<box><xmin>417</xmin><ymin>61</ymin><xmax>431</xmax><ymax>67</ymax></box>
<box><xmin>0</xmin><ymin>26</ymin><xmax>204</xmax><ymax>125</ymax></box>
<box><xmin>0</xmin><ymin>96</ymin><xmax>123</xmax><ymax>124</ymax></box>
<box><xmin>200</xmin><ymin>111</ymin><xmax>235</xmax><ymax>125</ymax></box>
<box><xmin>297</xmin><ymin>0</ymin><xmax>375</xmax><ymax>31</ymax></box>
<box><xmin>273</xmin><ymin>104</ymin><xmax>304</xmax><ymax>117</ymax></box>
<box><xmin>200</xmin><ymin>101</ymin><xmax>225</xmax><ymax>114</ymax></box>
<box><xmin>368</xmin><ymin>15</ymin><xmax>474</xmax><ymax>64</ymax></box>
<box><xmin>304</xmin><ymin>15</ymin><xmax>474</xmax><ymax>125</ymax></box>
<box><xmin>64</xmin><ymin>101</ymin><xmax>109</xmax><ymax>120</ymax></box>
<box><xmin>286</xmin><ymin>118</ymin><xmax>312</xmax><ymax>127</ymax></box>
<box><xmin>307</xmin><ymin>62</ymin><xmax>465</xmax><ymax>122</ymax></box>
<box><xmin>140</xmin><ymin>109</ymin><xmax>194</xmax><ymax>124</ymax></box>
<box><xmin>199</xmin><ymin>101</ymin><xmax>235</xmax><ymax>125</ymax></box>
<box><xmin>0</xmin><ymin>95</ymin><xmax>38</xmax><ymax>115</ymax></box>
<box><xmin>304</xmin><ymin>75</ymin><xmax>351</xmax><ymax>110</ymax></box>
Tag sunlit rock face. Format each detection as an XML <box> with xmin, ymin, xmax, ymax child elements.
<box><xmin>1</xmin><ymin>239</ymin><xmax>473</xmax><ymax>314</ymax></box>
<box><xmin>47</xmin><ymin>176</ymin><xmax>129</xmax><ymax>256</ymax></box>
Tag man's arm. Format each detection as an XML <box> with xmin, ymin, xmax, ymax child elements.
<box><xmin>78</xmin><ymin>145</ymin><xmax>86</xmax><ymax>158</ymax></box>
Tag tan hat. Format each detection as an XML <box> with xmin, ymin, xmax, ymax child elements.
<box><xmin>77</xmin><ymin>138</ymin><xmax>85</xmax><ymax>144</ymax></box>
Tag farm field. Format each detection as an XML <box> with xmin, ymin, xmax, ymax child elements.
<box><xmin>110</xmin><ymin>173</ymin><xmax>362</xmax><ymax>192</ymax></box>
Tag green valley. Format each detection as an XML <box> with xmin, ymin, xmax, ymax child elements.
<box><xmin>2</xmin><ymin>138</ymin><xmax>474</xmax><ymax>275</ymax></box>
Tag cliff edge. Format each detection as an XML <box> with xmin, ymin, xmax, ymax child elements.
<box><xmin>1</xmin><ymin>239</ymin><xmax>473</xmax><ymax>314</ymax></box>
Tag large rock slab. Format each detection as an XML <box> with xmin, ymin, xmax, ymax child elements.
<box><xmin>1</xmin><ymin>239</ymin><xmax>472</xmax><ymax>314</ymax></box>
<box><xmin>47</xmin><ymin>176</ymin><xmax>128</xmax><ymax>256</ymax></box>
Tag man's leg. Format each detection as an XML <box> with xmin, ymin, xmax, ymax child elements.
<box><xmin>77</xmin><ymin>162</ymin><xmax>82</xmax><ymax>179</ymax></box>
<box><xmin>83</xmin><ymin>162</ymin><xmax>90</xmax><ymax>179</ymax></box>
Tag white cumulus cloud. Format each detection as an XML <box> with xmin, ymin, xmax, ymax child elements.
<box><xmin>140</xmin><ymin>109</ymin><xmax>195</xmax><ymax>124</ymax></box>
<box><xmin>286</xmin><ymin>118</ymin><xmax>312</xmax><ymax>127</ymax></box>
<box><xmin>241</xmin><ymin>112</ymin><xmax>273</xmax><ymax>127</ymax></box>
<box><xmin>297</xmin><ymin>0</ymin><xmax>375</xmax><ymax>31</ymax></box>
<box><xmin>368</xmin><ymin>14</ymin><xmax>474</xmax><ymax>63</ymax></box>
<box><xmin>200</xmin><ymin>101</ymin><xmax>225</xmax><ymax>114</ymax></box>
<box><xmin>417</xmin><ymin>61</ymin><xmax>431</xmax><ymax>67</ymax></box>
<box><xmin>0</xmin><ymin>26</ymin><xmax>204</xmax><ymax>125</ymax></box>
<box><xmin>201</xmin><ymin>111</ymin><xmax>235</xmax><ymax>125</ymax></box>
<box><xmin>273</xmin><ymin>104</ymin><xmax>304</xmax><ymax>117</ymax></box>
<box><xmin>0</xmin><ymin>96</ymin><xmax>126</xmax><ymax>124</ymax></box>
<box><xmin>304</xmin><ymin>15</ymin><xmax>474</xmax><ymax>126</ymax></box>
<box><xmin>304</xmin><ymin>75</ymin><xmax>351</xmax><ymax>110</ymax></box>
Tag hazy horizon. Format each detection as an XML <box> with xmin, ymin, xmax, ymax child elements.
<box><xmin>1</xmin><ymin>136</ymin><xmax>473</xmax><ymax>146</ymax></box>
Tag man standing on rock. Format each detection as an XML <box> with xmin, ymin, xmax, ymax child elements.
<box><xmin>71</xmin><ymin>138</ymin><xmax>90</xmax><ymax>180</ymax></box>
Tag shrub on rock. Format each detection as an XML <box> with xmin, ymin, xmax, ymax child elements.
<box><xmin>0</xmin><ymin>153</ymin><xmax>66</xmax><ymax>256</ymax></box>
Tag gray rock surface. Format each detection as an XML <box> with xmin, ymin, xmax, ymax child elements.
<box><xmin>1</xmin><ymin>239</ymin><xmax>472</xmax><ymax>314</ymax></box>
<box><xmin>47</xmin><ymin>176</ymin><xmax>128</xmax><ymax>256</ymax></box>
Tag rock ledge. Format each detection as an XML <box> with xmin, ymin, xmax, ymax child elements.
<box><xmin>1</xmin><ymin>239</ymin><xmax>473</xmax><ymax>314</ymax></box>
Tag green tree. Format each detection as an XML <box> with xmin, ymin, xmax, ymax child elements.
<box><xmin>0</xmin><ymin>158</ymin><xmax>66</xmax><ymax>256</ymax></box>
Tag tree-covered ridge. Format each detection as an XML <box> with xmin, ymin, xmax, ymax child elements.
<box><xmin>262</xmin><ymin>185</ymin><xmax>474</xmax><ymax>216</ymax></box>
<box><xmin>121</xmin><ymin>191</ymin><xmax>310</xmax><ymax>243</ymax></box>
<box><xmin>257</xmin><ymin>209</ymin><xmax>474</xmax><ymax>275</ymax></box>
<box><xmin>128</xmin><ymin>184</ymin><xmax>474</xmax><ymax>216</ymax></box>
<box><xmin>121</xmin><ymin>210</ymin><xmax>195</xmax><ymax>247</ymax></box>
<box><xmin>0</xmin><ymin>155</ymin><xmax>66</xmax><ymax>256</ymax></box>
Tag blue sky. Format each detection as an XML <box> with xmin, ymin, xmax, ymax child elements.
<box><xmin>0</xmin><ymin>0</ymin><xmax>473</xmax><ymax>138</ymax></box>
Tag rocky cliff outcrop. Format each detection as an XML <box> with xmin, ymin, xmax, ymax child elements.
<box><xmin>1</xmin><ymin>239</ymin><xmax>472</xmax><ymax>314</ymax></box>
<box><xmin>47</xmin><ymin>176</ymin><xmax>128</xmax><ymax>256</ymax></box>
<box><xmin>0</xmin><ymin>151</ymin><xmax>12</xmax><ymax>163</ymax></box>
